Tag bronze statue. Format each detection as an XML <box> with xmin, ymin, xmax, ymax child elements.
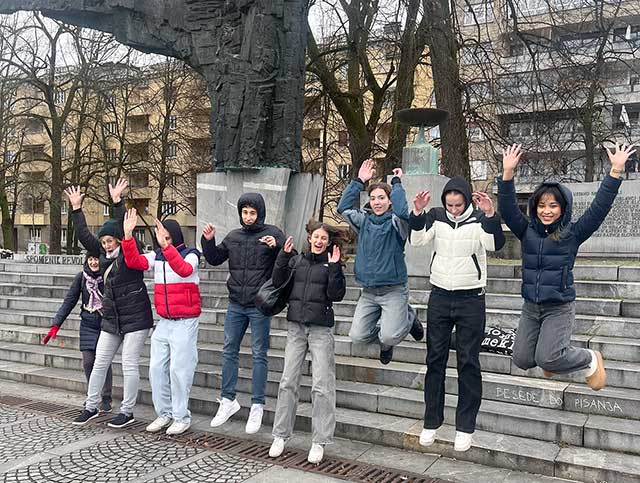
<box><xmin>0</xmin><ymin>0</ymin><xmax>307</xmax><ymax>171</ymax></box>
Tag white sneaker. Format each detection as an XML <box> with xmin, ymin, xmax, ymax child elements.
<box><xmin>419</xmin><ymin>428</ymin><xmax>437</xmax><ymax>447</ymax></box>
<box><xmin>210</xmin><ymin>398</ymin><xmax>241</xmax><ymax>427</ymax></box>
<box><xmin>146</xmin><ymin>416</ymin><xmax>172</xmax><ymax>433</ymax></box>
<box><xmin>245</xmin><ymin>404</ymin><xmax>264</xmax><ymax>434</ymax></box>
<box><xmin>269</xmin><ymin>437</ymin><xmax>286</xmax><ymax>458</ymax></box>
<box><xmin>454</xmin><ymin>431</ymin><xmax>473</xmax><ymax>452</ymax></box>
<box><xmin>307</xmin><ymin>443</ymin><xmax>324</xmax><ymax>464</ymax></box>
<box><xmin>166</xmin><ymin>421</ymin><xmax>191</xmax><ymax>435</ymax></box>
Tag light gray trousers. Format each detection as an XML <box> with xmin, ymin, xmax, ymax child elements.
<box><xmin>85</xmin><ymin>329</ymin><xmax>149</xmax><ymax>415</ymax></box>
<box><xmin>272</xmin><ymin>322</ymin><xmax>336</xmax><ymax>445</ymax></box>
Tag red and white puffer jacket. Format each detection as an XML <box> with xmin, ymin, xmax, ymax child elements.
<box><xmin>121</xmin><ymin>238</ymin><xmax>201</xmax><ymax>319</ymax></box>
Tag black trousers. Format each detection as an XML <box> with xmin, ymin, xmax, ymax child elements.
<box><xmin>423</xmin><ymin>287</ymin><xmax>485</xmax><ymax>433</ymax></box>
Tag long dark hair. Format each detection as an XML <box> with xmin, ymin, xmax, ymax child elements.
<box><xmin>305</xmin><ymin>219</ymin><xmax>349</xmax><ymax>264</ymax></box>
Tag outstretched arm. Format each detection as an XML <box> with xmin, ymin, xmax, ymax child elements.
<box><xmin>51</xmin><ymin>272</ymin><xmax>82</xmax><ymax>327</ymax></box>
<box><xmin>573</xmin><ymin>144</ymin><xmax>633</xmax><ymax>244</ymax></box>
<box><xmin>497</xmin><ymin>144</ymin><xmax>529</xmax><ymax>240</ymax></box>
<box><xmin>66</xmin><ymin>186</ymin><xmax>102</xmax><ymax>255</ymax></box>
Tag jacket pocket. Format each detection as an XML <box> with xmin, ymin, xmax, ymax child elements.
<box><xmin>471</xmin><ymin>254</ymin><xmax>482</xmax><ymax>280</ymax></box>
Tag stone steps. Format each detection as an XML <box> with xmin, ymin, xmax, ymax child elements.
<box><xmin>3</xmin><ymin>321</ymin><xmax>640</xmax><ymax>424</ymax></box>
<box><xmin>1</xmin><ymin>358</ymin><xmax>640</xmax><ymax>481</ymax></box>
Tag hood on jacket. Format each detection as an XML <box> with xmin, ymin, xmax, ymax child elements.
<box><xmin>441</xmin><ymin>176</ymin><xmax>472</xmax><ymax>211</ymax></box>
<box><xmin>528</xmin><ymin>181</ymin><xmax>573</xmax><ymax>233</ymax></box>
<box><xmin>237</xmin><ymin>192</ymin><xmax>266</xmax><ymax>231</ymax></box>
<box><xmin>162</xmin><ymin>219</ymin><xmax>184</xmax><ymax>247</ymax></box>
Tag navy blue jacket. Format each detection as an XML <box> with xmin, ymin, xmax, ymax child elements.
<box><xmin>52</xmin><ymin>263</ymin><xmax>103</xmax><ymax>351</ymax></box>
<box><xmin>337</xmin><ymin>178</ymin><xmax>409</xmax><ymax>288</ymax></box>
<box><xmin>497</xmin><ymin>174</ymin><xmax>622</xmax><ymax>304</ymax></box>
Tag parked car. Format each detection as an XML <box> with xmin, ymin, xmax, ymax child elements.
<box><xmin>0</xmin><ymin>248</ymin><xmax>13</xmax><ymax>259</ymax></box>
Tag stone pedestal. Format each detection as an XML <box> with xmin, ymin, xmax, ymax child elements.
<box><xmin>568</xmin><ymin>178</ymin><xmax>640</xmax><ymax>257</ymax></box>
<box><xmin>197</xmin><ymin>169</ymin><xmax>324</xmax><ymax>251</ymax></box>
<box><xmin>389</xmin><ymin>173</ymin><xmax>449</xmax><ymax>277</ymax></box>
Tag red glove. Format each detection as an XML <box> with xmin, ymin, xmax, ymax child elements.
<box><xmin>43</xmin><ymin>325</ymin><xmax>60</xmax><ymax>345</ymax></box>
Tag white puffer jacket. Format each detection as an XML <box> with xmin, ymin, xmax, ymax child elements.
<box><xmin>410</xmin><ymin>203</ymin><xmax>505</xmax><ymax>291</ymax></box>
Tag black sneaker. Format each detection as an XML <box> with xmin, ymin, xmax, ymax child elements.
<box><xmin>409</xmin><ymin>311</ymin><xmax>424</xmax><ymax>342</ymax></box>
<box><xmin>72</xmin><ymin>408</ymin><xmax>99</xmax><ymax>426</ymax></box>
<box><xmin>99</xmin><ymin>401</ymin><xmax>113</xmax><ymax>413</ymax></box>
<box><xmin>107</xmin><ymin>413</ymin><xmax>135</xmax><ymax>428</ymax></box>
<box><xmin>380</xmin><ymin>346</ymin><xmax>394</xmax><ymax>365</ymax></box>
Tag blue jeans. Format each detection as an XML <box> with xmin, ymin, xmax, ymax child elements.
<box><xmin>349</xmin><ymin>283</ymin><xmax>413</xmax><ymax>350</ymax></box>
<box><xmin>149</xmin><ymin>317</ymin><xmax>199</xmax><ymax>424</ymax></box>
<box><xmin>221</xmin><ymin>303</ymin><xmax>270</xmax><ymax>405</ymax></box>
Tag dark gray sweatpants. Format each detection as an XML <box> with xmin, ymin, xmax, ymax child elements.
<box><xmin>512</xmin><ymin>300</ymin><xmax>592</xmax><ymax>375</ymax></box>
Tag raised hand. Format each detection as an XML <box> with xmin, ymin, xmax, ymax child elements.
<box><xmin>392</xmin><ymin>167</ymin><xmax>403</xmax><ymax>178</ymax></box>
<box><xmin>109</xmin><ymin>178</ymin><xmax>128</xmax><ymax>203</ymax></box>
<box><xmin>154</xmin><ymin>219</ymin><xmax>171</xmax><ymax>248</ymax></box>
<box><xmin>202</xmin><ymin>223</ymin><xmax>216</xmax><ymax>241</ymax></box>
<box><xmin>259</xmin><ymin>235</ymin><xmax>276</xmax><ymax>248</ymax></box>
<box><xmin>64</xmin><ymin>186</ymin><xmax>85</xmax><ymax>210</ymax></box>
<box><xmin>605</xmin><ymin>143</ymin><xmax>636</xmax><ymax>174</ymax></box>
<box><xmin>328</xmin><ymin>245</ymin><xmax>341</xmax><ymax>264</ymax></box>
<box><xmin>413</xmin><ymin>190</ymin><xmax>431</xmax><ymax>214</ymax></box>
<box><xmin>358</xmin><ymin>158</ymin><xmax>376</xmax><ymax>183</ymax></box>
<box><xmin>472</xmin><ymin>191</ymin><xmax>495</xmax><ymax>217</ymax></box>
<box><xmin>283</xmin><ymin>235</ymin><xmax>294</xmax><ymax>253</ymax></box>
<box><xmin>502</xmin><ymin>144</ymin><xmax>523</xmax><ymax>180</ymax></box>
<box><xmin>123</xmin><ymin>208</ymin><xmax>138</xmax><ymax>239</ymax></box>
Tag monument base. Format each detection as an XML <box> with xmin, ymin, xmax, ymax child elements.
<box><xmin>197</xmin><ymin>169</ymin><xmax>324</xmax><ymax>250</ymax></box>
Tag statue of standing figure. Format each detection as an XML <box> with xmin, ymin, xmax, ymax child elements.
<box><xmin>0</xmin><ymin>0</ymin><xmax>308</xmax><ymax>170</ymax></box>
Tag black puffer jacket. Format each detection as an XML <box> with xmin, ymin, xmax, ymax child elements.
<box><xmin>201</xmin><ymin>193</ymin><xmax>285</xmax><ymax>306</ymax></box>
<box><xmin>52</xmin><ymin>262</ymin><xmax>104</xmax><ymax>351</ymax></box>
<box><xmin>272</xmin><ymin>249</ymin><xmax>346</xmax><ymax>327</ymax></box>
<box><xmin>71</xmin><ymin>202</ymin><xmax>154</xmax><ymax>334</ymax></box>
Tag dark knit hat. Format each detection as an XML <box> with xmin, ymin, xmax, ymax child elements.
<box><xmin>97</xmin><ymin>218</ymin><xmax>123</xmax><ymax>240</ymax></box>
<box><xmin>85</xmin><ymin>249</ymin><xmax>101</xmax><ymax>259</ymax></box>
<box><xmin>162</xmin><ymin>219</ymin><xmax>184</xmax><ymax>247</ymax></box>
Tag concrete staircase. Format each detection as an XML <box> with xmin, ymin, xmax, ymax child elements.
<box><xmin>1</xmin><ymin>259</ymin><xmax>640</xmax><ymax>482</ymax></box>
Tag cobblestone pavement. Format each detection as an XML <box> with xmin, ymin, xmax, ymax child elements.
<box><xmin>0</xmin><ymin>405</ymin><xmax>271</xmax><ymax>483</ymax></box>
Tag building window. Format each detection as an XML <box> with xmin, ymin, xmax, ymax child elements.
<box><xmin>468</xmin><ymin>126</ymin><xmax>485</xmax><ymax>142</ymax></box>
<box><xmin>463</xmin><ymin>1</ymin><xmax>494</xmax><ymax>26</ymax></box>
<box><xmin>168</xmin><ymin>115</ymin><xmax>178</xmax><ymax>130</ymax></box>
<box><xmin>103</xmin><ymin>204</ymin><xmax>110</xmax><ymax>216</ymax></box>
<box><xmin>105</xmin><ymin>149</ymin><xmax>117</xmax><ymax>163</ymax></box>
<box><xmin>29</xmin><ymin>227</ymin><xmax>42</xmax><ymax>242</ymax></box>
<box><xmin>3</xmin><ymin>151</ymin><xmax>14</xmax><ymax>166</ymax></box>
<box><xmin>24</xmin><ymin>118</ymin><xmax>43</xmax><ymax>134</ymax></box>
<box><xmin>162</xmin><ymin>200</ymin><xmax>177</xmax><ymax>216</ymax></box>
<box><xmin>338</xmin><ymin>131</ymin><xmax>349</xmax><ymax>146</ymax></box>
<box><xmin>129</xmin><ymin>171</ymin><xmax>149</xmax><ymax>188</ymax></box>
<box><xmin>470</xmin><ymin>159</ymin><xmax>487</xmax><ymax>180</ymax></box>
<box><xmin>61</xmin><ymin>200</ymin><xmax>68</xmax><ymax>215</ymax></box>
<box><xmin>105</xmin><ymin>121</ymin><xmax>117</xmax><ymax>135</ymax></box>
<box><xmin>337</xmin><ymin>164</ymin><xmax>351</xmax><ymax>179</ymax></box>
<box><xmin>54</xmin><ymin>90</ymin><xmax>65</xmax><ymax>105</ymax></box>
<box><xmin>61</xmin><ymin>228</ymin><xmax>67</xmax><ymax>246</ymax></box>
<box><xmin>133</xmin><ymin>228</ymin><xmax>145</xmax><ymax>243</ymax></box>
<box><xmin>167</xmin><ymin>143</ymin><xmax>178</xmax><ymax>159</ymax></box>
<box><xmin>167</xmin><ymin>172</ymin><xmax>177</xmax><ymax>188</ymax></box>
<box><xmin>303</xmin><ymin>129</ymin><xmax>321</xmax><ymax>149</ymax></box>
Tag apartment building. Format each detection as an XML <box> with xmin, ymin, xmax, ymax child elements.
<box><xmin>458</xmin><ymin>0</ymin><xmax>640</xmax><ymax>204</ymax></box>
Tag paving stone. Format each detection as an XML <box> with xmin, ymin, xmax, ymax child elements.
<box><xmin>0</xmin><ymin>415</ymin><xmax>105</xmax><ymax>465</ymax></box>
<box><xmin>148</xmin><ymin>452</ymin><xmax>270</xmax><ymax>482</ymax></box>
<box><xmin>0</xmin><ymin>405</ymin><xmax>40</xmax><ymax>427</ymax></box>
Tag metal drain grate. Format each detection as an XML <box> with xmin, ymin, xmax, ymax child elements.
<box><xmin>0</xmin><ymin>395</ymin><xmax>31</xmax><ymax>406</ymax></box>
<box><xmin>4</xmin><ymin>394</ymin><xmax>450</xmax><ymax>483</ymax></box>
<box><xmin>20</xmin><ymin>401</ymin><xmax>69</xmax><ymax>414</ymax></box>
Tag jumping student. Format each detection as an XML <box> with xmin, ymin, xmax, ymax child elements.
<box><xmin>68</xmin><ymin>180</ymin><xmax>154</xmax><ymax>428</ymax></box>
<box><xmin>44</xmin><ymin>251</ymin><xmax>113</xmax><ymax>413</ymax></box>
<box><xmin>268</xmin><ymin>221</ymin><xmax>346</xmax><ymax>464</ymax></box>
<box><xmin>410</xmin><ymin>177</ymin><xmax>505</xmax><ymax>452</ymax></box>
<box><xmin>337</xmin><ymin>159</ymin><xmax>423</xmax><ymax>365</ymax></box>
<box><xmin>498</xmin><ymin>143</ymin><xmax>636</xmax><ymax>392</ymax></box>
<box><xmin>121</xmin><ymin>208</ymin><xmax>201</xmax><ymax>436</ymax></box>
<box><xmin>202</xmin><ymin>193</ymin><xmax>285</xmax><ymax>434</ymax></box>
